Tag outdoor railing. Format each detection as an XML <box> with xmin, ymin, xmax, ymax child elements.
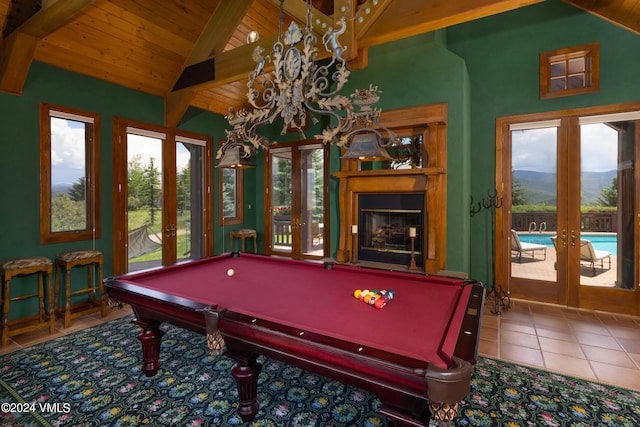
<box><xmin>513</xmin><ymin>212</ymin><xmax>617</xmax><ymax>232</ymax></box>
<box><xmin>273</xmin><ymin>217</ymin><xmax>292</xmax><ymax>248</ymax></box>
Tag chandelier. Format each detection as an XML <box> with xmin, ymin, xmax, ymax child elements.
<box><xmin>217</xmin><ymin>0</ymin><xmax>399</xmax><ymax>168</ymax></box>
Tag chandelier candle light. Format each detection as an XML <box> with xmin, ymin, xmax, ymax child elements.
<box><xmin>217</xmin><ymin>0</ymin><xmax>400</xmax><ymax>168</ymax></box>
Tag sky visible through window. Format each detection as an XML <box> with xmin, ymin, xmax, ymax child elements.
<box><xmin>512</xmin><ymin>123</ymin><xmax>617</xmax><ymax>173</ymax></box>
<box><xmin>50</xmin><ymin>120</ymin><xmax>191</xmax><ymax>187</ymax></box>
<box><xmin>51</xmin><ymin>117</ymin><xmax>86</xmax><ymax>186</ymax></box>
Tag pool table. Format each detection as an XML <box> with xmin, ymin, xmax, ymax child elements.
<box><xmin>104</xmin><ymin>253</ymin><xmax>485</xmax><ymax>427</ymax></box>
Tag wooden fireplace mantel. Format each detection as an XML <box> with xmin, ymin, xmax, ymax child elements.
<box><xmin>333</xmin><ymin>104</ymin><xmax>448</xmax><ymax>274</ymax></box>
<box><xmin>334</xmin><ymin>168</ymin><xmax>445</xmax><ymax>179</ymax></box>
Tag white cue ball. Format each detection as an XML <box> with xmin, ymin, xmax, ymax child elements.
<box><xmin>227</xmin><ymin>268</ymin><xmax>235</xmax><ymax>277</ymax></box>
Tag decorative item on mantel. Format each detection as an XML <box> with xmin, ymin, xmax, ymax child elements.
<box><xmin>351</xmin><ymin>224</ymin><xmax>358</xmax><ymax>265</ymax></box>
<box><xmin>216</xmin><ymin>0</ymin><xmax>401</xmax><ymax>168</ymax></box>
<box><xmin>408</xmin><ymin>227</ymin><xmax>419</xmax><ymax>271</ymax></box>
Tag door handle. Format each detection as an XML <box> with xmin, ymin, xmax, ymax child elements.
<box><xmin>570</xmin><ymin>230</ymin><xmax>577</xmax><ymax>248</ymax></box>
<box><xmin>560</xmin><ymin>229</ymin><xmax>567</xmax><ymax>247</ymax></box>
<box><xmin>165</xmin><ymin>224</ymin><xmax>176</xmax><ymax>237</ymax></box>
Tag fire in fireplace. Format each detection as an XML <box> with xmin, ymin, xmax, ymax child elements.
<box><xmin>358</xmin><ymin>193</ymin><xmax>424</xmax><ymax>267</ymax></box>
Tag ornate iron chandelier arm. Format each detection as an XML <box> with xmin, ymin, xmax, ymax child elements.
<box><xmin>322</xmin><ymin>17</ymin><xmax>347</xmax><ymax>65</ymax></box>
<box><xmin>222</xmin><ymin>0</ymin><xmax>395</xmax><ymax>162</ymax></box>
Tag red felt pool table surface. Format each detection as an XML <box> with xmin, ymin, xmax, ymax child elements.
<box><xmin>118</xmin><ymin>253</ymin><xmax>473</xmax><ymax>369</ymax></box>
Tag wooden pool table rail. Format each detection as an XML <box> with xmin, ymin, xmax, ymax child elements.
<box><xmin>105</xmin><ymin>274</ymin><xmax>485</xmax><ymax>427</ymax></box>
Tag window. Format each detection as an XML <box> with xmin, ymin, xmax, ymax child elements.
<box><xmin>218</xmin><ymin>142</ymin><xmax>244</xmax><ymax>226</ymax></box>
<box><xmin>540</xmin><ymin>43</ymin><xmax>599</xmax><ymax>99</ymax></box>
<box><xmin>359</xmin><ymin>129</ymin><xmax>425</xmax><ymax>171</ymax></box>
<box><xmin>40</xmin><ymin>103</ymin><xmax>100</xmax><ymax>244</ymax></box>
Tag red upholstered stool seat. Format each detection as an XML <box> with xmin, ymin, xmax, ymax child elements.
<box><xmin>55</xmin><ymin>250</ymin><xmax>106</xmax><ymax>328</ymax></box>
<box><xmin>0</xmin><ymin>256</ymin><xmax>56</xmax><ymax>347</ymax></box>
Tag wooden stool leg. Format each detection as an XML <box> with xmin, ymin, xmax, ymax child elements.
<box><xmin>46</xmin><ymin>270</ymin><xmax>55</xmax><ymax>334</ymax></box>
<box><xmin>54</xmin><ymin>264</ymin><xmax>60</xmax><ymax>318</ymax></box>
<box><xmin>87</xmin><ymin>264</ymin><xmax>94</xmax><ymax>305</ymax></box>
<box><xmin>230</xmin><ymin>235</ymin><xmax>234</xmax><ymax>252</ymax></box>
<box><xmin>98</xmin><ymin>260</ymin><xmax>106</xmax><ymax>317</ymax></box>
<box><xmin>37</xmin><ymin>272</ymin><xmax>45</xmax><ymax>323</ymax></box>
<box><xmin>64</xmin><ymin>267</ymin><xmax>71</xmax><ymax>329</ymax></box>
<box><xmin>2</xmin><ymin>278</ymin><xmax>9</xmax><ymax>347</ymax></box>
<box><xmin>241</xmin><ymin>237</ymin><xmax>246</xmax><ymax>253</ymax></box>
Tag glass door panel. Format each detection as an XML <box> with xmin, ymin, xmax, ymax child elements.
<box><xmin>510</xmin><ymin>125</ymin><xmax>559</xmax><ymax>288</ymax></box>
<box><xmin>300</xmin><ymin>145</ymin><xmax>324</xmax><ymax>257</ymax></box>
<box><xmin>500</xmin><ymin>108</ymin><xmax>640</xmax><ymax>314</ymax></box>
<box><xmin>271</xmin><ymin>148</ymin><xmax>293</xmax><ymax>255</ymax></box>
<box><xmin>127</xmin><ymin>133</ymin><xmax>163</xmax><ymax>271</ymax></box>
<box><xmin>579</xmin><ymin>120</ymin><xmax>635</xmax><ymax>290</ymax></box>
<box><xmin>268</xmin><ymin>143</ymin><xmax>327</xmax><ymax>259</ymax></box>
<box><xmin>176</xmin><ymin>138</ymin><xmax>205</xmax><ymax>262</ymax></box>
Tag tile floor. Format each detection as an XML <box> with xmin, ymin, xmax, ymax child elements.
<box><xmin>2</xmin><ymin>300</ymin><xmax>640</xmax><ymax>392</ymax></box>
<box><xmin>479</xmin><ymin>298</ymin><xmax>640</xmax><ymax>391</ymax></box>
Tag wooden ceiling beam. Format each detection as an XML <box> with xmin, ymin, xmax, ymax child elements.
<box><xmin>268</xmin><ymin>0</ymin><xmax>333</xmax><ymax>30</ymax></box>
<box><xmin>22</xmin><ymin>0</ymin><xmax>94</xmax><ymax>37</ymax></box>
<box><xmin>165</xmin><ymin>89</ymin><xmax>196</xmax><ymax>129</ymax></box>
<box><xmin>166</xmin><ymin>35</ymin><xmax>280</xmax><ymax>125</ymax></box>
<box><xmin>358</xmin><ymin>0</ymin><xmax>545</xmax><ymax>48</ymax></box>
<box><xmin>187</xmin><ymin>0</ymin><xmax>254</xmax><ymax>64</ymax></box>
<box><xmin>563</xmin><ymin>0</ymin><xmax>640</xmax><ymax>35</ymax></box>
<box><xmin>0</xmin><ymin>0</ymin><xmax>93</xmax><ymax>95</ymax></box>
<box><xmin>166</xmin><ymin>0</ymin><xmax>254</xmax><ymax>127</ymax></box>
<box><xmin>354</xmin><ymin>0</ymin><xmax>393</xmax><ymax>40</ymax></box>
<box><xmin>0</xmin><ymin>32</ymin><xmax>37</xmax><ymax>95</ymax></box>
<box><xmin>169</xmin><ymin>21</ymin><xmax>338</xmax><ymax>101</ymax></box>
<box><xmin>334</xmin><ymin>0</ymin><xmax>358</xmax><ymax>62</ymax></box>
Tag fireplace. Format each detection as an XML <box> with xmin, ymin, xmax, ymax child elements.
<box><xmin>333</xmin><ymin>102</ymin><xmax>449</xmax><ymax>274</ymax></box>
<box><xmin>358</xmin><ymin>194</ymin><xmax>424</xmax><ymax>267</ymax></box>
<box><xmin>334</xmin><ymin>168</ymin><xmax>445</xmax><ymax>272</ymax></box>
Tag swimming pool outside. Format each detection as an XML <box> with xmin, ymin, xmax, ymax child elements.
<box><xmin>517</xmin><ymin>232</ymin><xmax>617</xmax><ymax>256</ymax></box>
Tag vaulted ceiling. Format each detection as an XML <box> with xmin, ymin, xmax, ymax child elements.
<box><xmin>0</xmin><ymin>0</ymin><xmax>638</xmax><ymax>127</ymax></box>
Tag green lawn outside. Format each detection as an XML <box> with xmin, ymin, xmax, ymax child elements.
<box><xmin>128</xmin><ymin>208</ymin><xmax>191</xmax><ymax>262</ymax></box>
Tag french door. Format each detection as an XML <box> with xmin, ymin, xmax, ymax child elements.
<box><xmin>112</xmin><ymin>119</ymin><xmax>213</xmax><ymax>274</ymax></box>
<box><xmin>496</xmin><ymin>104</ymin><xmax>640</xmax><ymax>315</ymax></box>
<box><xmin>266</xmin><ymin>141</ymin><xmax>328</xmax><ymax>260</ymax></box>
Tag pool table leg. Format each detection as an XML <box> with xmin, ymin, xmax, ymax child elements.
<box><xmin>133</xmin><ymin>318</ymin><xmax>165</xmax><ymax>376</ymax></box>
<box><xmin>225</xmin><ymin>349</ymin><xmax>262</xmax><ymax>422</ymax></box>
<box><xmin>428</xmin><ymin>402</ymin><xmax>458</xmax><ymax>427</ymax></box>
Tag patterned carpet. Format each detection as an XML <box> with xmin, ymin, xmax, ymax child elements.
<box><xmin>1</xmin><ymin>316</ymin><xmax>639</xmax><ymax>427</ymax></box>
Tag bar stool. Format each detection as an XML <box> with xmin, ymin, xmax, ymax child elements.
<box><xmin>229</xmin><ymin>229</ymin><xmax>257</xmax><ymax>253</ymax></box>
<box><xmin>0</xmin><ymin>256</ymin><xmax>56</xmax><ymax>347</ymax></box>
<box><xmin>54</xmin><ymin>250</ymin><xmax>106</xmax><ymax>328</ymax></box>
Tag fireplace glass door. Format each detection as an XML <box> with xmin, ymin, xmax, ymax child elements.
<box><xmin>358</xmin><ymin>193</ymin><xmax>424</xmax><ymax>267</ymax></box>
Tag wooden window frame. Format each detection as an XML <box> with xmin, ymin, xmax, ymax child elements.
<box><xmin>540</xmin><ymin>42</ymin><xmax>599</xmax><ymax>100</ymax></box>
<box><xmin>218</xmin><ymin>141</ymin><xmax>244</xmax><ymax>226</ymax></box>
<box><xmin>40</xmin><ymin>103</ymin><xmax>101</xmax><ymax>244</ymax></box>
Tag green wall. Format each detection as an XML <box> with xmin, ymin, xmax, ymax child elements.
<box><xmin>338</xmin><ymin>31</ymin><xmax>472</xmax><ymax>272</ymax></box>
<box><xmin>2</xmin><ymin>0</ymin><xmax>639</xmax><ymax>320</ymax></box>
<box><xmin>0</xmin><ymin>62</ymin><xmax>224</xmax><ymax>318</ymax></box>
<box><xmin>0</xmin><ymin>62</ymin><xmax>158</xmax><ymax>267</ymax></box>
<box><xmin>447</xmin><ymin>0</ymin><xmax>640</xmax><ymax>285</ymax></box>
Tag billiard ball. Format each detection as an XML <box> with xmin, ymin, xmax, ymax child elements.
<box><xmin>227</xmin><ymin>268</ymin><xmax>235</xmax><ymax>277</ymax></box>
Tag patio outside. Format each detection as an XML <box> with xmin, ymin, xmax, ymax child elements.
<box><xmin>511</xmin><ymin>233</ymin><xmax>617</xmax><ymax>287</ymax></box>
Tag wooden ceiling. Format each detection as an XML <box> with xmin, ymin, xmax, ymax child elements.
<box><xmin>0</xmin><ymin>0</ymin><xmax>638</xmax><ymax>127</ymax></box>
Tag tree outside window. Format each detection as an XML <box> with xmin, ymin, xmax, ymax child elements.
<box><xmin>40</xmin><ymin>104</ymin><xmax>100</xmax><ymax>244</ymax></box>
